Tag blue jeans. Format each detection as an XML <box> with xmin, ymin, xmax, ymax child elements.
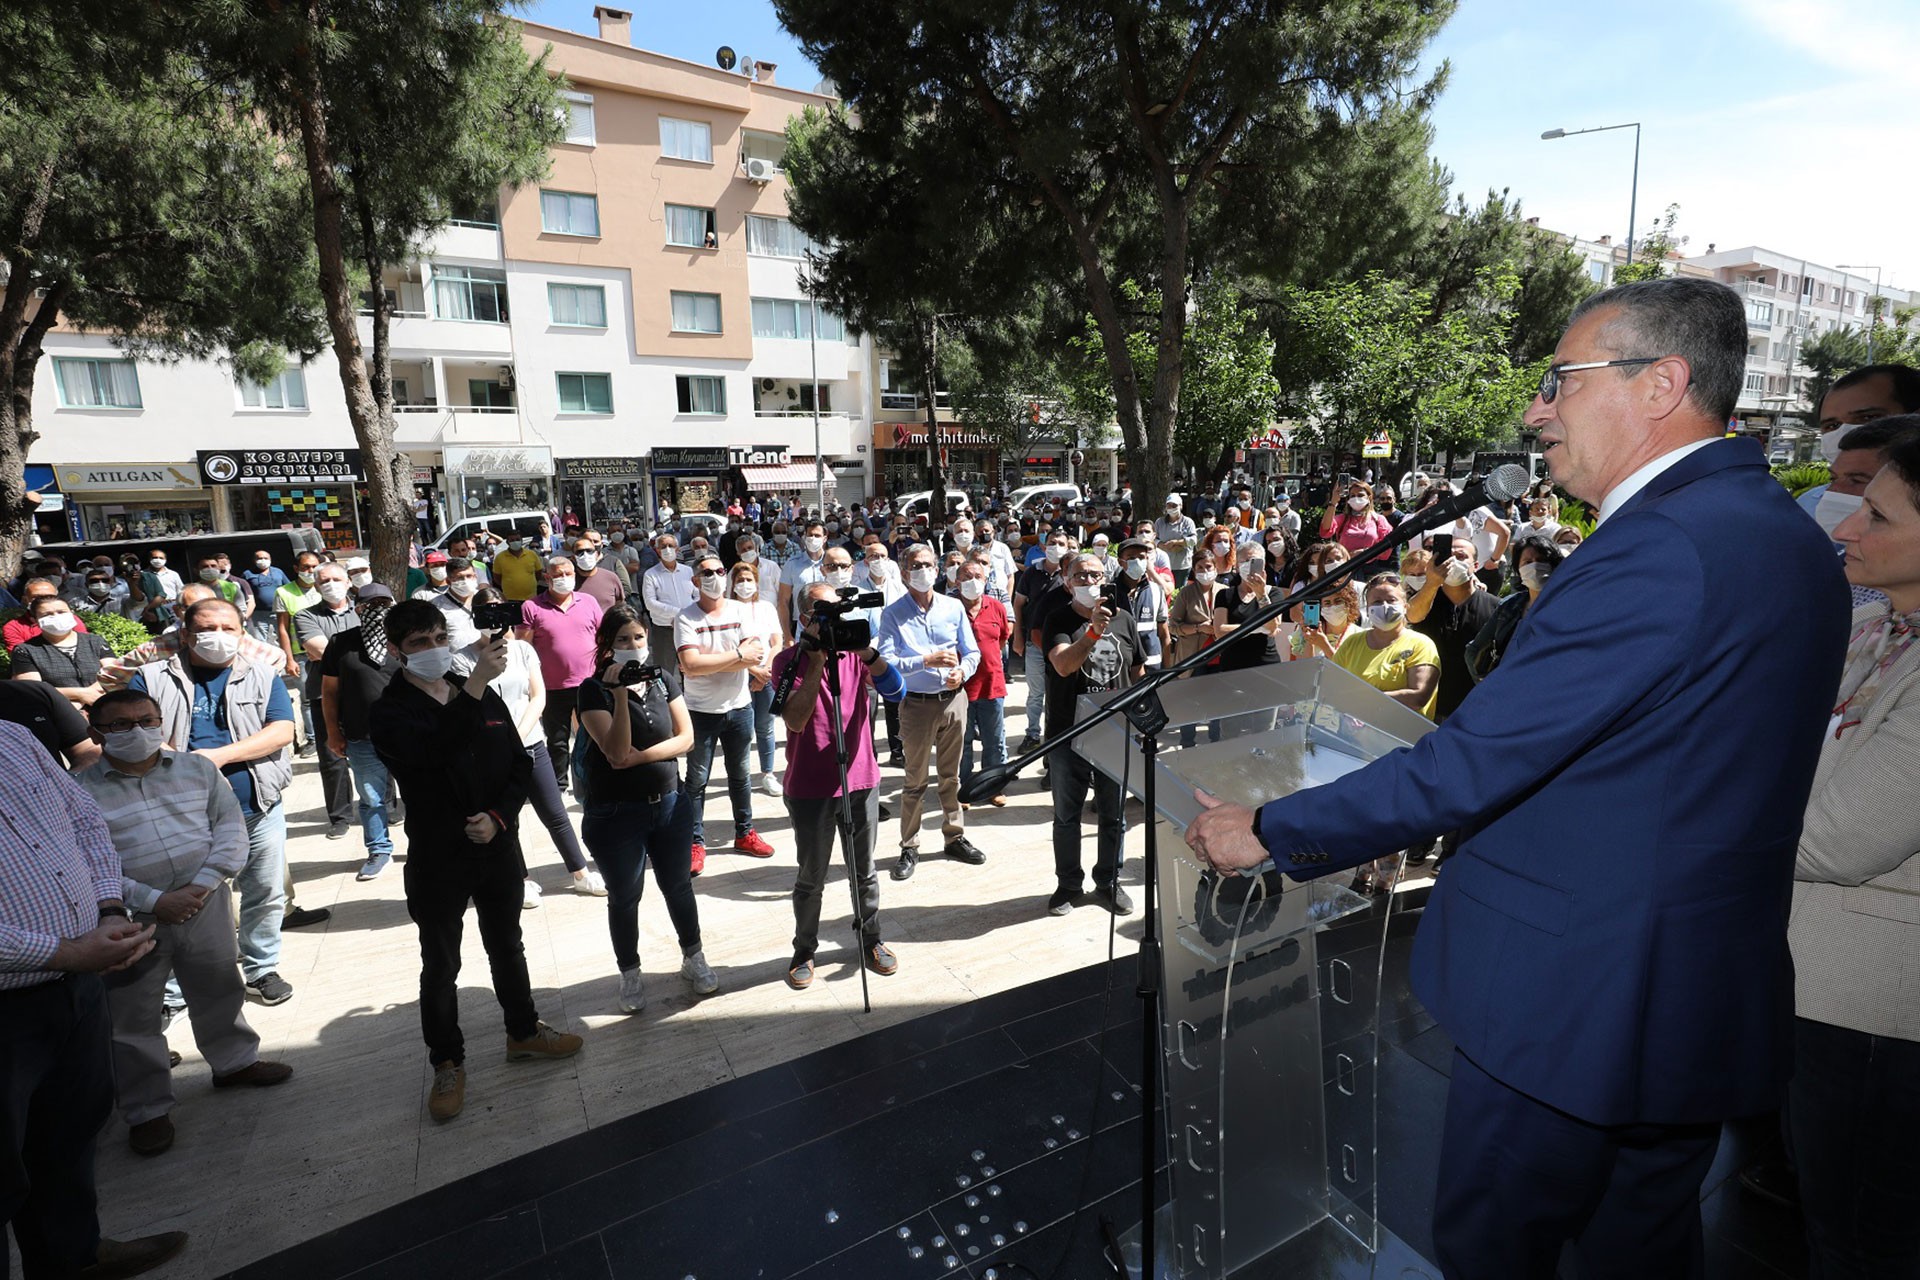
<box><xmin>344</xmin><ymin>738</ymin><xmax>395</xmax><ymax>858</ymax></box>
<box><xmin>684</xmin><ymin>704</ymin><xmax>754</xmax><ymax>846</ymax></box>
<box><xmin>959</xmin><ymin>697</ymin><xmax>1007</xmax><ymax>789</ymax></box>
<box><xmin>581</xmin><ymin>792</ymin><xmax>700</xmax><ymax>971</ymax></box>
<box><xmin>1021</xmin><ymin>645</ymin><xmax>1047</xmax><ymax>743</ymax></box>
<box><xmin>749</xmin><ymin>684</ymin><xmax>777</xmax><ymax>774</ymax></box>
<box><xmin>234</xmin><ymin>805</ymin><xmax>287</xmax><ymax>982</ymax></box>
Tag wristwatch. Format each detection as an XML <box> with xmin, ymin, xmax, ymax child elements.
<box><xmin>99</xmin><ymin>904</ymin><xmax>132</xmax><ymax>922</ymax></box>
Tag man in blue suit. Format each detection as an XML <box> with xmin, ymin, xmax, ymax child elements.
<box><xmin>1186</xmin><ymin>277</ymin><xmax>1849</xmax><ymax>1278</ymax></box>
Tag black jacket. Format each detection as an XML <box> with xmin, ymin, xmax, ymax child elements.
<box><xmin>369</xmin><ymin>674</ymin><xmax>531</xmax><ymax>853</ymax></box>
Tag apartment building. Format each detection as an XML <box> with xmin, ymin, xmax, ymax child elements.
<box><xmin>26</xmin><ymin>5</ymin><xmax>872</xmax><ymax>547</ymax></box>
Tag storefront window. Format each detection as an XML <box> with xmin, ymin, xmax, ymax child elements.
<box><xmin>83</xmin><ymin>501</ymin><xmax>212</xmax><ymax>541</ymax></box>
<box><xmin>458</xmin><ymin>475</ymin><xmax>552</xmax><ymax>517</ymax></box>
<box><xmin>229</xmin><ymin>485</ymin><xmax>362</xmax><ymax>553</ymax></box>
<box><xmin>561</xmin><ymin>478</ymin><xmax>650</xmax><ymax>527</ymax></box>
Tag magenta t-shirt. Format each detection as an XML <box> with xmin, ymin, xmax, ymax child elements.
<box><xmin>1325</xmin><ymin>511</ymin><xmax>1394</xmax><ymax>553</ymax></box>
<box><xmin>521</xmin><ymin>591</ymin><xmax>604</xmax><ymax>690</ymax></box>
<box><xmin>769</xmin><ymin>647</ymin><xmax>880</xmax><ymax>799</ymax></box>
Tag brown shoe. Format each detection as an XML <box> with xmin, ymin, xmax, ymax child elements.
<box><xmin>428</xmin><ymin>1061</ymin><xmax>465</xmax><ymax>1122</ymax></box>
<box><xmin>128</xmin><ymin>1115</ymin><xmax>174</xmax><ymax>1157</ymax></box>
<box><xmin>78</xmin><ymin>1232</ymin><xmax>189</xmax><ymax>1278</ymax></box>
<box><xmin>865</xmin><ymin>942</ymin><xmax>899</xmax><ymax>976</ymax></box>
<box><xmin>212</xmin><ymin>1059</ymin><xmax>294</xmax><ymax>1089</ymax></box>
<box><xmin>506</xmin><ymin>1020</ymin><xmax>584</xmax><ymax>1061</ymax></box>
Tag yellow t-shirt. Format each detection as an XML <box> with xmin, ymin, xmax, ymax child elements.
<box><xmin>1333</xmin><ymin>627</ymin><xmax>1440</xmax><ymax>721</ymax></box>
<box><xmin>491</xmin><ymin>549</ymin><xmax>544</xmax><ymax>603</ymax></box>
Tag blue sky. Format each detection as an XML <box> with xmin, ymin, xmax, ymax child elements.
<box><xmin>518</xmin><ymin>0</ymin><xmax>1916</xmax><ymax>290</ymax></box>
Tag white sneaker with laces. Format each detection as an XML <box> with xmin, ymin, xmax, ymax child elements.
<box><xmin>680</xmin><ymin>949</ymin><xmax>719</xmax><ymax>996</ymax></box>
<box><xmin>522</xmin><ymin>879</ymin><xmax>543</xmax><ymax>910</ymax></box>
<box><xmin>759</xmin><ymin>772</ymin><xmax>783</xmax><ymax>798</ymax></box>
<box><xmin>617</xmin><ymin>965</ymin><xmax>645</xmax><ymax>1014</ymax></box>
<box><xmin>572</xmin><ymin>869</ymin><xmax>608</xmax><ymax>896</ymax></box>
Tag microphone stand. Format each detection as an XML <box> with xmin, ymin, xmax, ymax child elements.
<box><xmin>963</xmin><ymin>503</ymin><xmax>1463</xmax><ymax>1278</ymax></box>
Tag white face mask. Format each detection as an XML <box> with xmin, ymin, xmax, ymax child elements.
<box><xmin>428</xmin><ymin>566</ymin><xmax>448</xmax><ymax>582</ymax></box>
<box><xmin>906</xmin><ymin>566</ymin><xmax>937</xmax><ymax>593</ymax></box>
<box><xmin>739</xmin><ymin>548</ymin><xmax>759</xmax><ymax>564</ymax></box>
<box><xmin>658</xmin><ymin>546</ymin><xmax>678</xmax><ymax>563</ymax></box>
<box><xmin>1402</xmin><ymin>574</ymin><xmax>1428</xmax><ymax>593</ymax></box>
<box><xmin>404</xmin><ymin>644</ymin><xmax>455</xmax><ymax>681</ymax></box>
<box><xmin>548</xmin><ymin>575</ymin><xmax>574</xmax><ymax>595</ymax></box>
<box><xmin>574</xmin><ymin>552</ymin><xmax>599</xmax><ymax>571</ymax></box>
<box><xmin>1365</xmin><ymin>601</ymin><xmax>1406</xmax><ymax>630</ymax></box>
<box><xmin>349</xmin><ymin>571</ymin><xmax>373</xmax><ymax>589</ymax></box>
<box><xmin>958</xmin><ymin>577</ymin><xmax>985</xmax><ymax>601</ymax></box>
<box><xmin>1813</xmin><ymin>489</ymin><xmax>1864</xmax><ymax>537</ymax></box>
<box><xmin>1322</xmin><ymin>605</ymin><xmax>1351</xmax><ymax>630</ymax></box>
<box><xmin>1819</xmin><ymin>429</ymin><xmax>1845</xmax><ymax>465</ymax></box>
<box><xmin>298</xmin><ymin>570</ymin><xmax>317</xmax><ymax>586</ymax></box>
<box><xmin>1044</xmin><ymin>544</ymin><xmax>1067</xmax><ymax>564</ymax></box>
<box><xmin>1347</xmin><ymin>496</ymin><xmax>1368</xmax><ymax>511</ymax></box>
<box><xmin>1122</xmin><ymin>558</ymin><xmax>1147</xmax><ymax>580</ymax></box>
<box><xmin>448</xmin><ymin>577</ymin><xmax>478</xmax><ymax>599</ymax></box>
<box><xmin>610</xmin><ymin>532</ymin><xmax>626</xmax><ymax>544</ymax></box>
<box><xmin>37</xmin><ymin>611</ymin><xmax>78</xmax><ymax>637</ymax></box>
<box><xmin>1211</xmin><ymin>540</ymin><xmax>1231</xmax><ymax>557</ymax></box>
<box><xmin>199</xmin><ymin>567</ymin><xmax>224</xmax><ymax>583</ymax></box>
<box><xmin>732</xmin><ymin>579</ymin><xmax>757</xmax><ymax>600</ymax></box>
<box><xmin>190</xmin><ymin>632</ymin><xmax>241</xmax><ymax>665</ymax></box>
<box><xmin>611</xmin><ymin>646</ymin><xmax>648</xmax><ymax>666</ymax></box>
<box><xmin>254</xmin><ymin>560</ymin><xmax>272</xmax><ymax>572</ymax></box>
<box><xmin>103</xmin><ymin>724</ymin><xmax>168</xmax><ymax>761</ymax></box>
<box><xmin>1519</xmin><ymin>562</ymin><xmax>1554</xmax><ymax>590</ymax></box>
<box><xmin>952</xmin><ymin>530</ymin><xmax>973</xmax><ymax>549</ymax></box>
<box><xmin>697</xmin><ymin>572</ymin><xmax>725</xmax><ymax>599</ymax></box>
<box><xmin>803</xmin><ymin>536</ymin><xmax>825</xmax><ymax>556</ymax></box>
<box><xmin>1193</xmin><ymin>568</ymin><xmax>1217</xmax><ymax>586</ymax></box>
<box><xmin>1072</xmin><ymin>583</ymin><xmax>1104</xmax><ymax>608</ymax></box>
<box><xmin>944</xmin><ymin>563</ymin><xmax>960</xmax><ymax>583</ymax></box>
<box><xmin>1444</xmin><ymin>558</ymin><xmax>1476</xmax><ymax>587</ymax></box>
<box><xmin>318</xmin><ymin>580</ymin><xmax>351</xmax><ymax>604</ymax></box>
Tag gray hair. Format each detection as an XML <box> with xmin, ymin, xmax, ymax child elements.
<box><xmin>1066</xmin><ymin>552</ymin><xmax>1107</xmax><ymax>577</ymax></box>
<box><xmin>1568</xmin><ymin>277</ymin><xmax>1746</xmax><ymax>424</ymax></box>
<box><xmin>903</xmin><ymin>541</ymin><xmax>937</xmax><ymax>566</ymax></box>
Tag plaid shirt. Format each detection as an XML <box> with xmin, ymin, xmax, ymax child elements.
<box><xmin>0</xmin><ymin>721</ymin><xmax>123</xmax><ymax>988</ymax></box>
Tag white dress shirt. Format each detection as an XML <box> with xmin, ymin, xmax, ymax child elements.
<box><xmin>1596</xmin><ymin>437</ymin><xmax>1722</xmax><ymax>525</ymax></box>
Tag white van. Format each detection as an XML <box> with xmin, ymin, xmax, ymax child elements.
<box><xmin>1005</xmin><ymin>482</ymin><xmax>1083</xmax><ymax>515</ymax></box>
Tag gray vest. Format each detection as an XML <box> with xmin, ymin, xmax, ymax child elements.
<box><xmin>139</xmin><ymin>653</ymin><xmax>292</xmax><ymax>813</ymax></box>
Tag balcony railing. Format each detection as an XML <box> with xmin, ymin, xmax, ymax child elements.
<box><xmin>1739</xmin><ymin>279</ymin><xmax>1775</xmax><ymax>298</ymax></box>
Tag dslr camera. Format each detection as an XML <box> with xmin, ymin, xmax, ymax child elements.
<box><xmin>801</xmin><ymin>586</ymin><xmax>883</xmax><ymax>653</ymax></box>
<box><xmin>614</xmin><ymin>660</ymin><xmax>663</xmax><ymax>687</ymax></box>
<box><xmin>473</xmin><ymin>601</ymin><xmax>524</xmax><ymax>632</ymax></box>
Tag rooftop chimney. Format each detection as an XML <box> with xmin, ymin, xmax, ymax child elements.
<box><xmin>593</xmin><ymin>5</ymin><xmax>631</xmax><ymax>46</ymax></box>
<box><xmin>753</xmin><ymin>60</ymin><xmax>778</xmax><ymax>84</ymax></box>
<box><xmin>1526</xmin><ymin>216</ymin><xmax>1539</xmax><ymax>226</ymax></box>
<box><xmin>1706</xmin><ymin>243</ymin><xmax>1716</xmax><ymax>254</ymax></box>
<box><xmin>1598</xmin><ymin>235</ymin><xmax>1612</xmax><ymax>246</ymax></box>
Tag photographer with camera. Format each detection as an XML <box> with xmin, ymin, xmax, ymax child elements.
<box><xmin>877</xmin><ymin>544</ymin><xmax>983</xmax><ymax>881</ymax></box>
<box><xmin>576</xmin><ymin>606</ymin><xmax>717</xmax><ymax>1013</ymax></box>
<box><xmin>770</xmin><ymin>582</ymin><xmax>906</xmax><ymax>989</ymax></box>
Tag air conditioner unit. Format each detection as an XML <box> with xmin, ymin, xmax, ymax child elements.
<box><xmin>497</xmin><ymin>366</ymin><xmax>514</xmax><ymax>389</ymax></box>
<box><xmin>744</xmin><ymin>157</ymin><xmax>777</xmax><ymax>183</ymax></box>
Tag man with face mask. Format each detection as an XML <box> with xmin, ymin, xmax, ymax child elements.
<box><xmin>126</xmin><ymin>599</ymin><xmax>299</xmax><ymax>1006</ymax></box>
<box><xmin>521</xmin><ymin>555</ymin><xmax>605</xmax><ymax>795</ymax></box>
<box><xmin>75</xmin><ymin>690</ymin><xmax>293</xmax><ymax>1157</ymax></box>
<box><xmin>491</xmin><ymin>531</ymin><xmax>545</xmax><ymax>604</ymax></box>
<box><xmin>1153</xmin><ymin>494</ymin><xmax>1199</xmax><ymax>587</ymax></box>
<box><xmin>675</xmin><ymin>553</ymin><xmax>775</xmax><ymax>871</ymax></box>
<box><xmin>1117</xmin><ymin>537</ymin><xmax>1171</xmax><ymax>670</ymax></box>
<box><xmin>408</xmin><ymin>550</ymin><xmax>452</xmax><ymax>602</ymax></box>
<box><xmin>241</xmin><ymin>550</ymin><xmax>288</xmax><ymax>646</ymax></box>
<box><xmin>763</xmin><ymin>521</ymin><xmax>801</xmax><ymax>573</ymax></box>
<box><xmin>876</xmin><ymin>544</ymin><xmax>982</xmax><ymax>880</ymax></box>
<box><xmin>567</xmin><ymin>536</ymin><xmax>622</xmax><ymax>613</ymax></box>
<box><xmin>1013</xmin><ymin>530</ymin><xmax>1077</xmax><ymax>752</ymax></box>
<box><xmin>293</xmin><ymin>563</ymin><xmax>359</xmax><ymax>840</ymax></box>
<box><xmin>778</xmin><ymin>520</ymin><xmax>832</xmax><ymax>645</ymax></box>
<box><xmin>320</xmin><ymin>585</ymin><xmax>404</xmax><ymax>880</ymax></box>
<box><xmin>137</xmin><ymin>550</ymin><xmax>185</xmax><ymax>630</ymax></box>
<box><xmin>1404</xmin><ymin>537</ymin><xmax>1501</xmax><ymax>721</ymax></box>
<box><xmin>273</xmin><ymin>550</ymin><xmax>324</xmax><ymax>756</ymax></box>
<box><xmin>1798</xmin><ymin>364</ymin><xmax>1920</xmax><ymax>535</ymax></box>
<box><xmin>641</xmin><ymin>533</ymin><xmax>696</xmax><ymax>682</ymax></box>
<box><xmin>955</xmin><ymin>557</ymin><xmax>1011</xmax><ymax>807</ymax></box>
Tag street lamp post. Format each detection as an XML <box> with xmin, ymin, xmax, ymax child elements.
<box><xmin>1837</xmin><ymin>264</ymin><xmax>1884</xmax><ymax>362</ymax></box>
<box><xmin>1541</xmin><ymin>121</ymin><xmax>1642</xmax><ymax>266</ymax></box>
<box><xmin>800</xmin><ymin>255</ymin><xmax>826</xmax><ymax>514</ymax></box>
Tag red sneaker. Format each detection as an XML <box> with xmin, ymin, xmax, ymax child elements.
<box><xmin>733</xmin><ymin>829</ymin><xmax>775</xmax><ymax>858</ymax></box>
<box><xmin>689</xmin><ymin>841</ymin><xmax>706</xmax><ymax>877</ymax></box>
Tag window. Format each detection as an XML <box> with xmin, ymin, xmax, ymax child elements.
<box><xmin>1586</xmin><ymin>260</ymin><xmax>1607</xmax><ymax>284</ymax></box>
<box><xmin>548</xmin><ymin>283</ymin><xmax>607</xmax><ymax>327</ymax></box>
<box><xmin>660</xmin><ymin>116</ymin><xmax>712</xmax><ymax>163</ymax></box>
<box><xmin>746</xmin><ymin>214</ymin><xmax>819</xmax><ymax>259</ymax></box>
<box><xmin>239</xmin><ymin>368</ymin><xmax>309</xmax><ymax>410</ymax></box>
<box><xmin>561</xmin><ymin>92</ymin><xmax>594</xmax><ymax>146</ymax></box>
<box><xmin>540</xmin><ymin>189</ymin><xmax>600</xmax><ymax>237</ymax></box>
<box><xmin>53</xmin><ymin>357</ymin><xmax>142</xmax><ymax>408</ymax></box>
<box><xmin>750</xmin><ymin>297</ymin><xmax>845</xmax><ymax>341</ymax></box>
<box><xmin>1743</xmin><ymin>372</ymin><xmax>1766</xmax><ymax>395</ymax></box>
<box><xmin>555</xmin><ymin>372</ymin><xmax>613</xmax><ymax>414</ymax></box>
<box><xmin>665</xmin><ymin>205</ymin><xmax>717</xmax><ymax>248</ymax></box>
<box><xmin>675</xmin><ymin>375</ymin><xmax>726</xmax><ymax>415</ymax></box>
<box><xmin>433</xmin><ymin>267</ymin><xmax>509</xmax><ymax>323</ymax></box>
<box><xmin>670</xmin><ymin>291</ymin><xmax>722</xmax><ymax>334</ymax></box>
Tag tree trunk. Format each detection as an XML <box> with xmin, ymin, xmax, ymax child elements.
<box><xmin>0</xmin><ymin>154</ymin><xmax>62</xmax><ymax>580</ymax></box>
<box><xmin>352</xmin><ymin>177</ymin><xmax>413</xmax><ymax>591</ymax></box>
<box><xmin>922</xmin><ymin>315</ymin><xmax>946</xmax><ymax>523</ymax></box>
<box><xmin>289</xmin><ymin>9</ymin><xmax>411</xmax><ymax>591</ymax></box>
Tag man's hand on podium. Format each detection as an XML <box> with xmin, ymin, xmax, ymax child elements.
<box><xmin>1185</xmin><ymin>790</ymin><xmax>1269</xmax><ymax>873</ymax></box>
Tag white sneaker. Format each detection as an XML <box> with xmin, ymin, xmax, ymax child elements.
<box><xmin>759</xmin><ymin>772</ymin><xmax>783</xmax><ymax>798</ymax></box>
<box><xmin>522</xmin><ymin>879</ymin><xmax>543</xmax><ymax>910</ymax></box>
<box><xmin>680</xmin><ymin>949</ymin><xmax>719</xmax><ymax>996</ymax></box>
<box><xmin>572</xmin><ymin>869</ymin><xmax>608</xmax><ymax>896</ymax></box>
<box><xmin>617</xmin><ymin>965</ymin><xmax>646</xmax><ymax>1014</ymax></box>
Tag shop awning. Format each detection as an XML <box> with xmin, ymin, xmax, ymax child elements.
<box><xmin>740</xmin><ymin>463</ymin><xmax>836</xmax><ymax>491</ymax></box>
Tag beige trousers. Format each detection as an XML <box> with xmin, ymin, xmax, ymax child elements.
<box><xmin>897</xmin><ymin>690</ymin><xmax>966</xmax><ymax>848</ymax></box>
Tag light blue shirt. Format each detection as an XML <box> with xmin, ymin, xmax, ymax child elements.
<box><xmin>877</xmin><ymin>590</ymin><xmax>981</xmax><ymax>694</ymax></box>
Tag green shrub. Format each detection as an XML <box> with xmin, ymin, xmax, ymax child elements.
<box><xmin>1773</xmin><ymin>462</ymin><xmax>1831</xmax><ymax>497</ymax></box>
<box><xmin>0</xmin><ymin>608</ymin><xmax>154</xmax><ymax>676</ymax></box>
<box><xmin>1556</xmin><ymin>500</ymin><xmax>1599</xmax><ymax>537</ymax></box>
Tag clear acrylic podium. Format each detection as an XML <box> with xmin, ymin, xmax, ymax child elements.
<box><xmin>1073</xmin><ymin>658</ymin><xmax>1437</xmax><ymax>1278</ymax></box>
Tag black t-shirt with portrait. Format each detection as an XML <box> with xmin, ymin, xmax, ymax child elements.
<box><xmin>576</xmin><ymin>669</ymin><xmax>684</xmax><ymax>801</ymax></box>
<box><xmin>1041</xmin><ymin>597</ymin><xmax>1139</xmax><ymax>741</ymax></box>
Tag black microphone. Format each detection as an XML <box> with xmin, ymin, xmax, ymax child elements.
<box><xmin>1399</xmin><ymin>464</ymin><xmax>1531</xmax><ymax>540</ymax></box>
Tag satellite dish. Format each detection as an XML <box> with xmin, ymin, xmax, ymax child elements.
<box><xmin>740</xmin><ymin>56</ymin><xmax>758</xmax><ymax>78</ymax></box>
<box><xmin>715</xmin><ymin>46</ymin><xmax>736</xmax><ymax>71</ymax></box>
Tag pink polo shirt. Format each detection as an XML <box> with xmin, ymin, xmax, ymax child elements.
<box><xmin>768</xmin><ymin>648</ymin><xmax>880</xmax><ymax>800</ymax></box>
<box><xmin>520</xmin><ymin>590</ymin><xmax>604</xmax><ymax>691</ymax></box>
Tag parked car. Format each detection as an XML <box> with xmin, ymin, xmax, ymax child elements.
<box><xmin>1005</xmin><ymin>482</ymin><xmax>1083</xmax><ymax>516</ymax></box>
<box><xmin>676</xmin><ymin>513</ymin><xmax>727</xmax><ymax>547</ymax></box>
<box><xmin>429</xmin><ymin>511</ymin><xmax>549</xmax><ymax>554</ymax></box>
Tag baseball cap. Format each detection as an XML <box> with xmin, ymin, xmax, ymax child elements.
<box><xmin>354</xmin><ymin>583</ymin><xmax>395</xmax><ymax>603</ymax></box>
<box><xmin>1118</xmin><ymin>536</ymin><xmax>1152</xmax><ymax>554</ymax></box>
<box><xmin>424</xmin><ymin>550</ymin><xmax>449</xmax><ymax>566</ymax></box>
<box><xmin>1164</xmin><ymin>494</ymin><xmax>1182</xmax><ymax>507</ymax></box>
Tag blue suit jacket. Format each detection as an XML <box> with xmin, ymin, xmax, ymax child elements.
<box><xmin>1256</xmin><ymin>438</ymin><xmax>1849</xmax><ymax>1125</ymax></box>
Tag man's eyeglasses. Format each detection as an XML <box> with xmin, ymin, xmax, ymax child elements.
<box><xmin>96</xmin><ymin>716</ymin><xmax>163</xmax><ymax>734</ymax></box>
<box><xmin>1538</xmin><ymin>357</ymin><xmax>1659</xmax><ymax>404</ymax></box>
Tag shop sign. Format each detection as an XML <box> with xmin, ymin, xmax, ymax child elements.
<box><xmin>558</xmin><ymin>456</ymin><xmax>647</xmax><ymax>479</ymax></box>
<box><xmin>731</xmin><ymin>444</ymin><xmax>791</xmax><ymax>467</ymax></box>
<box><xmin>650</xmin><ymin>446</ymin><xmax>730</xmax><ymax>472</ymax></box>
<box><xmin>1246</xmin><ymin>426</ymin><xmax>1290</xmax><ymax>451</ymax></box>
<box><xmin>882</xmin><ymin>423</ymin><xmax>994</xmax><ymax>449</ymax></box>
<box><xmin>411</xmin><ymin>466</ymin><xmax>436</xmax><ymax>485</ymax></box>
<box><xmin>57</xmin><ymin>462</ymin><xmax>202</xmax><ymax>492</ymax></box>
<box><xmin>1361</xmin><ymin>433</ymin><xmax>1393</xmax><ymax>459</ymax></box>
<box><xmin>442</xmin><ymin>444</ymin><xmax>554</xmax><ymax>477</ymax></box>
<box><xmin>198</xmin><ymin>449</ymin><xmax>365</xmax><ymax>485</ymax></box>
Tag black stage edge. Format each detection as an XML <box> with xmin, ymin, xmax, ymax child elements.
<box><xmin>219</xmin><ymin>886</ymin><xmax>1805</xmax><ymax>1280</ymax></box>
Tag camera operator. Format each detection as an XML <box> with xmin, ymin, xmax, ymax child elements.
<box><xmin>771</xmin><ymin>583</ymin><xmax>907</xmax><ymax>989</ymax></box>
<box><xmin>369</xmin><ymin>602</ymin><xmax>584</xmax><ymax>1124</ymax></box>
<box><xmin>1043</xmin><ymin>553</ymin><xmax>1144</xmax><ymax>918</ymax></box>
<box><xmin>576</xmin><ymin>605</ymin><xmax>716</xmax><ymax>1013</ymax></box>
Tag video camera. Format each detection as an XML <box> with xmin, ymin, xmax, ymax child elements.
<box><xmin>613</xmin><ymin>660</ymin><xmax>664</xmax><ymax>687</ymax></box>
<box><xmin>473</xmin><ymin>601</ymin><xmax>524</xmax><ymax>633</ymax></box>
<box><xmin>801</xmin><ymin>585</ymin><xmax>883</xmax><ymax>653</ymax></box>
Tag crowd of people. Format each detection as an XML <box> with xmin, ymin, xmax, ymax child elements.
<box><xmin>5</xmin><ymin>295</ymin><xmax>1919</xmax><ymax>1275</ymax></box>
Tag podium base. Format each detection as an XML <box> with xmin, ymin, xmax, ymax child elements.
<box><xmin>1115</xmin><ymin>1204</ymin><xmax>1439</xmax><ymax>1279</ymax></box>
